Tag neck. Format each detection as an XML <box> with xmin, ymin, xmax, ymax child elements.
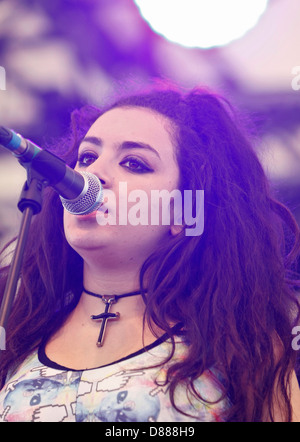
<box><xmin>83</xmin><ymin>260</ymin><xmax>142</xmax><ymax>295</ymax></box>
<box><xmin>83</xmin><ymin>287</ymin><xmax>142</xmax><ymax>299</ymax></box>
<box><xmin>79</xmin><ymin>261</ymin><xmax>146</xmax><ymax>320</ymax></box>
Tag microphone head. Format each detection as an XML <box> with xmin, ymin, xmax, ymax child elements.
<box><xmin>60</xmin><ymin>171</ymin><xmax>103</xmax><ymax>215</ymax></box>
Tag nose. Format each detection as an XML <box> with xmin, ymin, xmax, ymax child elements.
<box><xmin>86</xmin><ymin>157</ymin><xmax>113</xmax><ymax>189</ymax></box>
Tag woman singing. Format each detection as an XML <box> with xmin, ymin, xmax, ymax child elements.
<box><xmin>0</xmin><ymin>83</ymin><xmax>299</xmax><ymax>421</ymax></box>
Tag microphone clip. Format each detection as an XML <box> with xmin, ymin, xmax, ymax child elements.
<box><xmin>17</xmin><ymin>161</ymin><xmax>49</xmax><ymax>214</ymax></box>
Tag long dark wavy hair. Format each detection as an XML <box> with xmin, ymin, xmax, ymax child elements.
<box><xmin>0</xmin><ymin>83</ymin><xmax>300</xmax><ymax>421</ymax></box>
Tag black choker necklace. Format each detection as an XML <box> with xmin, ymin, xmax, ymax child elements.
<box><xmin>83</xmin><ymin>287</ymin><xmax>142</xmax><ymax>347</ymax></box>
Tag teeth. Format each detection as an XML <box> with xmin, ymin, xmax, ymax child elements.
<box><xmin>98</xmin><ymin>196</ymin><xmax>109</xmax><ymax>213</ymax></box>
<box><xmin>98</xmin><ymin>204</ymin><xmax>108</xmax><ymax>214</ymax></box>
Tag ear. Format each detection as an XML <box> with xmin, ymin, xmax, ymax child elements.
<box><xmin>170</xmin><ymin>223</ymin><xmax>184</xmax><ymax>236</ymax></box>
<box><xmin>169</xmin><ymin>197</ymin><xmax>184</xmax><ymax>236</ymax></box>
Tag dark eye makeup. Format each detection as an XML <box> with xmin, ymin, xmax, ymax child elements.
<box><xmin>77</xmin><ymin>151</ymin><xmax>154</xmax><ymax>174</ymax></box>
<box><xmin>77</xmin><ymin>151</ymin><xmax>98</xmax><ymax>167</ymax></box>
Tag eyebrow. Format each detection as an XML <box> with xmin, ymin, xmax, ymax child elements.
<box><xmin>120</xmin><ymin>141</ymin><xmax>161</xmax><ymax>159</ymax></box>
<box><xmin>80</xmin><ymin>136</ymin><xmax>102</xmax><ymax>147</ymax></box>
<box><xmin>80</xmin><ymin>136</ymin><xmax>161</xmax><ymax>159</ymax></box>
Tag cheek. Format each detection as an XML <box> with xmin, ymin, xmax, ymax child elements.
<box><xmin>127</xmin><ymin>169</ymin><xmax>180</xmax><ymax>211</ymax></box>
<box><xmin>62</xmin><ymin>211</ymin><xmax>74</xmax><ymax>243</ymax></box>
<box><xmin>122</xmin><ymin>224</ymin><xmax>172</xmax><ymax>255</ymax></box>
<box><xmin>63</xmin><ymin>210</ymin><xmax>69</xmax><ymax>231</ymax></box>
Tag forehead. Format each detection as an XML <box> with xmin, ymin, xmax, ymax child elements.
<box><xmin>86</xmin><ymin>106</ymin><xmax>176</xmax><ymax>149</ymax></box>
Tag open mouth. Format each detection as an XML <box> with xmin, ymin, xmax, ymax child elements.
<box><xmin>98</xmin><ymin>203</ymin><xmax>109</xmax><ymax>216</ymax></box>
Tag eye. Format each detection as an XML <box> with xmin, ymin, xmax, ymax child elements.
<box><xmin>77</xmin><ymin>151</ymin><xmax>98</xmax><ymax>167</ymax></box>
<box><xmin>120</xmin><ymin>156</ymin><xmax>154</xmax><ymax>174</ymax></box>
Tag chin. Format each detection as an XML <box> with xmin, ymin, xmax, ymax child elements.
<box><xmin>65</xmin><ymin>229</ymin><xmax>109</xmax><ymax>253</ymax></box>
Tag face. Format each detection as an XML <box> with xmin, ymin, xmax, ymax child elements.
<box><xmin>63</xmin><ymin>106</ymin><xmax>181</xmax><ymax>268</ymax></box>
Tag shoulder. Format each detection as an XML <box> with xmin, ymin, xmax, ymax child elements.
<box><xmin>156</xmin><ymin>337</ymin><xmax>230</xmax><ymax>421</ymax></box>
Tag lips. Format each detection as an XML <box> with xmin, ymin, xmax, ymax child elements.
<box><xmin>76</xmin><ymin>203</ymin><xmax>109</xmax><ymax>220</ymax></box>
<box><xmin>76</xmin><ymin>211</ymin><xmax>98</xmax><ymax>220</ymax></box>
<box><xmin>97</xmin><ymin>202</ymin><xmax>109</xmax><ymax>215</ymax></box>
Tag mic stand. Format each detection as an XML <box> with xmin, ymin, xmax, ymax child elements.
<box><xmin>0</xmin><ymin>166</ymin><xmax>47</xmax><ymax>350</ymax></box>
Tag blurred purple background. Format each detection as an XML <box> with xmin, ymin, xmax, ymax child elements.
<box><xmin>0</xmin><ymin>0</ymin><xmax>299</xmax><ymax>246</ymax></box>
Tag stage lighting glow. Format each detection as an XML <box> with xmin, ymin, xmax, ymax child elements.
<box><xmin>134</xmin><ymin>0</ymin><xmax>269</xmax><ymax>48</ymax></box>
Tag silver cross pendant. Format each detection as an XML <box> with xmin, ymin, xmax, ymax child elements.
<box><xmin>91</xmin><ymin>295</ymin><xmax>120</xmax><ymax>347</ymax></box>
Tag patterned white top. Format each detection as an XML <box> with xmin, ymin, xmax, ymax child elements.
<box><xmin>0</xmin><ymin>334</ymin><xmax>228</xmax><ymax>422</ymax></box>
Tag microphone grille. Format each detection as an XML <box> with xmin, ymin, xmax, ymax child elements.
<box><xmin>60</xmin><ymin>171</ymin><xmax>103</xmax><ymax>215</ymax></box>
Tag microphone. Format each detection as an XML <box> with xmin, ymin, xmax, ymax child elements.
<box><xmin>0</xmin><ymin>126</ymin><xmax>103</xmax><ymax>215</ymax></box>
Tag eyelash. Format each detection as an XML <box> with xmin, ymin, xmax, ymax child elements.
<box><xmin>120</xmin><ymin>157</ymin><xmax>154</xmax><ymax>174</ymax></box>
<box><xmin>77</xmin><ymin>151</ymin><xmax>97</xmax><ymax>167</ymax></box>
<box><xmin>77</xmin><ymin>151</ymin><xmax>154</xmax><ymax>174</ymax></box>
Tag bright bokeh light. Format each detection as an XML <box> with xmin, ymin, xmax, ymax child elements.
<box><xmin>134</xmin><ymin>0</ymin><xmax>269</xmax><ymax>48</ymax></box>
